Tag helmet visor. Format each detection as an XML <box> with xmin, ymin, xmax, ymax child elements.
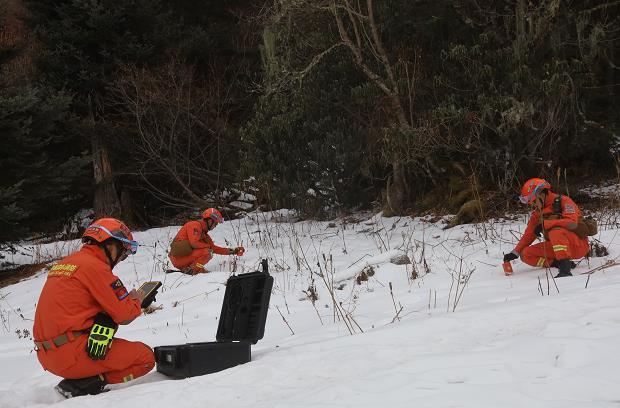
<box><xmin>93</xmin><ymin>225</ymin><xmax>139</xmax><ymax>254</ymax></box>
<box><xmin>519</xmin><ymin>184</ymin><xmax>545</xmax><ymax>204</ymax></box>
<box><xmin>208</xmin><ymin>213</ymin><xmax>224</xmax><ymax>224</ymax></box>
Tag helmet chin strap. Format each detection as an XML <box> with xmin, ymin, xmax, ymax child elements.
<box><xmin>541</xmin><ymin>189</ymin><xmax>549</xmax><ymax>203</ymax></box>
<box><xmin>535</xmin><ymin>190</ymin><xmax>548</xmax><ymax>209</ymax></box>
<box><xmin>100</xmin><ymin>242</ymin><xmax>123</xmax><ymax>268</ymax></box>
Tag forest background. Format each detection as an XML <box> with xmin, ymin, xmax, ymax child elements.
<box><xmin>1</xmin><ymin>0</ymin><xmax>618</xmax><ymax>244</ymax></box>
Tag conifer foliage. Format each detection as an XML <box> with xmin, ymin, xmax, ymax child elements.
<box><xmin>1</xmin><ymin>0</ymin><xmax>619</xmax><ymax>242</ymax></box>
<box><xmin>0</xmin><ymin>87</ymin><xmax>90</xmax><ymax>241</ymax></box>
<box><xmin>1</xmin><ymin>3</ymin><xmax>90</xmax><ymax>242</ymax></box>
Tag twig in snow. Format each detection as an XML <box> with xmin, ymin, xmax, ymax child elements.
<box><xmin>390</xmin><ymin>305</ymin><xmax>404</xmax><ymax>324</ymax></box>
<box><xmin>276</xmin><ymin>305</ymin><xmax>295</xmax><ymax>335</ymax></box>
<box><xmin>538</xmin><ymin>275</ymin><xmax>544</xmax><ymax>296</ymax></box>
<box><xmin>583</xmin><ymin>259</ymin><xmax>620</xmax><ymax>288</ymax></box>
<box><xmin>543</xmin><ymin>267</ymin><xmax>560</xmax><ymax>295</ymax></box>
<box><xmin>347</xmin><ymin>253</ymin><xmax>371</xmax><ymax>269</ymax></box>
<box><xmin>388</xmin><ymin>282</ymin><xmax>401</xmax><ymax>321</ymax></box>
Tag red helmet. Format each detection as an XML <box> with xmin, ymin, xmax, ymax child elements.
<box><xmin>202</xmin><ymin>208</ymin><xmax>224</xmax><ymax>225</ymax></box>
<box><xmin>519</xmin><ymin>178</ymin><xmax>551</xmax><ymax>204</ymax></box>
<box><xmin>82</xmin><ymin>218</ymin><xmax>138</xmax><ymax>254</ymax></box>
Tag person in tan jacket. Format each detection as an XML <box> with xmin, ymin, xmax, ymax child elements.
<box><xmin>168</xmin><ymin>208</ymin><xmax>245</xmax><ymax>274</ymax></box>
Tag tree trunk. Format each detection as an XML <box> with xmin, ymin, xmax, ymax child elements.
<box><xmin>120</xmin><ymin>188</ymin><xmax>141</xmax><ymax>227</ymax></box>
<box><xmin>330</xmin><ymin>0</ymin><xmax>411</xmax><ymax>214</ymax></box>
<box><xmin>92</xmin><ymin>132</ymin><xmax>121</xmax><ymax>219</ymax></box>
<box><xmin>385</xmin><ymin>157</ymin><xmax>407</xmax><ymax>215</ymax></box>
<box><xmin>385</xmin><ymin>98</ymin><xmax>411</xmax><ymax>215</ymax></box>
<box><xmin>88</xmin><ymin>93</ymin><xmax>121</xmax><ymax>220</ymax></box>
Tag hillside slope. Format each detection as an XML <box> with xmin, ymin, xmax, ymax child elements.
<box><xmin>1</xmin><ymin>211</ymin><xmax>619</xmax><ymax>408</ymax></box>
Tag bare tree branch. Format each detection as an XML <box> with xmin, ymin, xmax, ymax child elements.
<box><xmin>108</xmin><ymin>56</ymin><xmax>243</xmax><ymax>209</ymax></box>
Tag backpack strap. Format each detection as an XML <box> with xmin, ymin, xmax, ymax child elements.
<box><xmin>552</xmin><ymin>194</ymin><xmax>562</xmax><ymax>215</ymax></box>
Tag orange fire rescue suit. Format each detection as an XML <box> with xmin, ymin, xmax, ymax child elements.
<box><xmin>515</xmin><ymin>192</ymin><xmax>589</xmax><ymax>268</ymax></box>
<box><xmin>33</xmin><ymin>245</ymin><xmax>155</xmax><ymax>384</ymax></box>
<box><xmin>168</xmin><ymin>220</ymin><xmax>232</xmax><ymax>272</ymax></box>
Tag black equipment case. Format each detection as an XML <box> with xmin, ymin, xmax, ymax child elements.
<box><xmin>154</xmin><ymin>260</ymin><xmax>273</xmax><ymax>378</ymax></box>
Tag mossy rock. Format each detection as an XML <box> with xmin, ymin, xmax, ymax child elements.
<box><xmin>448</xmin><ymin>189</ymin><xmax>473</xmax><ymax>212</ymax></box>
<box><xmin>444</xmin><ymin>198</ymin><xmax>485</xmax><ymax>229</ymax></box>
<box><xmin>382</xmin><ymin>207</ymin><xmax>396</xmax><ymax>218</ymax></box>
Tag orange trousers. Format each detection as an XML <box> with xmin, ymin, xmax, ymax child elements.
<box><xmin>520</xmin><ymin>228</ymin><xmax>589</xmax><ymax>268</ymax></box>
<box><xmin>37</xmin><ymin>334</ymin><xmax>154</xmax><ymax>384</ymax></box>
<box><xmin>169</xmin><ymin>248</ymin><xmax>213</xmax><ymax>272</ymax></box>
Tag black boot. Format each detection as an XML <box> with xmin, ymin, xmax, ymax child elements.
<box><xmin>553</xmin><ymin>259</ymin><xmax>573</xmax><ymax>278</ymax></box>
<box><xmin>551</xmin><ymin>259</ymin><xmax>576</xmax><ymax>270</ymax></box>
<box><xmin>180</xmin><ymin>267</ymin><xmax>195</xmax><ymax>275</ymax></box>
<box><xmin>55</xmin><ymin>375</ymin><xmax>107</xmax><ymax>398</ymax></box>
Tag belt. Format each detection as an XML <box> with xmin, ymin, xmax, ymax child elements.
<box><xmin>34</xmin><ymin>330</ymin><xmax>86</xmax><ymax>351</ymax></box>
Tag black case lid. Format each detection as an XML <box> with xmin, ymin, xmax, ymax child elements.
<box><xmin>216</xmin><ymin>260</ymin><xmax>273</xmax><ymax>344</ymax></box>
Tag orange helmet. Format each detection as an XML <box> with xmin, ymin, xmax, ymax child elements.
<box><xmin>519</xmin><ymin>178</ymin><xmax>551</xmax><ymax>204</ymax></box>
<box><xmin>202</xmin><ymin>208</ymin><xmax>224</xmax><ymax>225</ymax></box>
<box><xmin>82</xmin><ymin>218</ymin><xmax>138</xmax><ymax>254</ymax></box>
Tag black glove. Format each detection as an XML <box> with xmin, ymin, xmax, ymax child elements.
<box><xmin>534</xmin><ymin>223</ymin><xmax>543</xmax><ymax>237</ymax></box>
<box><xmin>141</xmin><ymin>291</ymin><xmax>158</xmax><ymax>308</ymax></box>
<box><xmin>86</xmin><ymin>313</ymin><xmax>118</xmax><ymax>360</ymax></box>
<box><xmin>503</xmin><ymin>252</ymin><xmax>519</xmax><ymax>262</ymax></box>
<box><xmin>229</xmin><ymin>246</ymin><xmax>245</xmax><ymax>256</ymax></box>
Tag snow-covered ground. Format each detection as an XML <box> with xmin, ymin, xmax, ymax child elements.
<box><xmin>579</xmin><ymin>181</ymin><xmax>620</xmax><ymax>199</ymax></box>
<box><xmin>1</xmin><ymin>210</ymin><xmax>619</xmax><ymax>408</ymax></box>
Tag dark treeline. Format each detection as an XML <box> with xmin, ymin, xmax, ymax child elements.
<box><xmin>1</xmin><ymin>0</ymin><xmax>619</xmax><ymax>241</ymax></box>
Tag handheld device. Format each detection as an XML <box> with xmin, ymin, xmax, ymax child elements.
<box><xmin>138</xmin><ymin>281</ymin><xmax>162</xmax><ymax>308</ymax></box>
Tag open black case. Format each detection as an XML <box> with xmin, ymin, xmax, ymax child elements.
<box><xmin>154</xmin><ymin>260</ymin><xmax>273</xmax><ymax>378</ymax></box>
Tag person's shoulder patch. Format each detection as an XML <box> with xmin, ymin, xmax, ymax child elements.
<box><xmin>564</xmin><ymin>203</ymin><xmax>576</xmax><ymax>214</ymax></box>
<box><xmin>191</xmin><ymin>221</ymin><xmax>203</xmax><ymax>235</ymax></box>
<box><xmin>110</xmin><ymin>279</ymin><xmax>129</xmax><ymax>300</ymax></box>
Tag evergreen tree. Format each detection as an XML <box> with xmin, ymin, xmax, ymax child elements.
<box><xmin>432</xmin><ymin>0</ymin><xmax>620</xmax><ymax>189</ymax></box>
<box><xmin>1</xmin><ymin>2</ymin><xmax>90</xmax><ymax>243</ymax></box>
<box><xmin>24</xmin><ymin>0</ymin><xmax>181</xmax><ymax>222</ymax></box>
<box><xmin>25</xmin><ymin>0</ymin><xmax>260</xmax><ymax>221</ymax></box>
<box><xmin>241</xmin><ymin>10</ymin><xmax>377</xmax><ymax>215</ymax></box>
<box><xmin>0</xmin><ymin>87</ymin><xmax>90</xmax><ymax>242</ymax></box>
<box><xmin>26</xmin><ymin>0</ymin><xmax>175</xmax><ymax>109</ymax></box>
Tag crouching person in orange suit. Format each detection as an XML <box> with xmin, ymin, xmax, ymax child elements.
<box><xmin>168</xmin><ymin>208</ymin><xmax>245</xmax><ymax>275</ymax></box>
<box><xmin>503</xmin><ymin>178</ymin><xmax>589</xmax><ymax>278</ymax></box>
<box><xmin>33</xmin><ymin>218</ymin><xmax>157</xmax><ymax>398</ymax></box>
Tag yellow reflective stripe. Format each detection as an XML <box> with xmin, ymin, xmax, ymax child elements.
<box><xmin>122</xmin><ymin>374</ymin><xmax>134</xmax><ymax>383</ymax></box>
<box><xmin>552</xmin><ymin>245</ymin><xmax>568</xmax><ymax>252</ymax></box>
<box><xmin>536</xmin><ymin>257</ymin><xmax>546</xmax><ymax>267</ymax></box>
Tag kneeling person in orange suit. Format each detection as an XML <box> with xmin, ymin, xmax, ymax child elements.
<box><xmin>33</xmin><ymin>218</ymin><xmax>158</xmax><ymax>398</ymax></box>
<box><xmin>168</xmin><ymin>208</ymin><xmax>245</xmax><ymax>274</ymax></box>
<box><xmin>503</xmin><ymin>178</ymin><xmax>589</xmax><ymax>278</ymax></box>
